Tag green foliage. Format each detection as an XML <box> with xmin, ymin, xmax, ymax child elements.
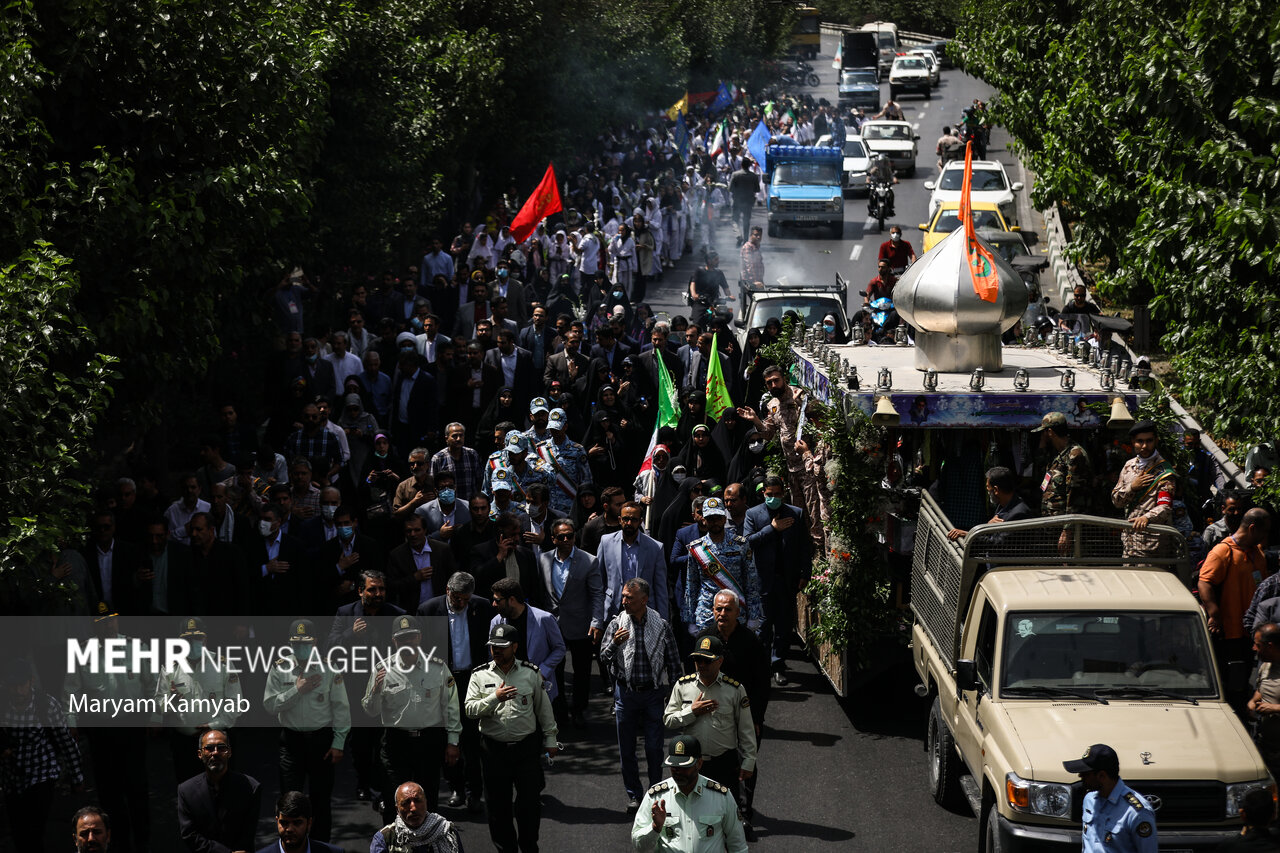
<box><xmin>0</xmin><ymin>245</ymin><xmax>115</xmax><ymax>598</ymax></box>
<box><xmin>811</xmin><ymin>0</ymin><xmax>963</xmax><ymax>36</ymax></box>
<box><xmin>958</xmin><ymin>0</ymin><xmax>1280</xmax><ymax>446</ymax></box>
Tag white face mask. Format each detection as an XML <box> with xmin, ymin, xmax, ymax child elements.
<box><xmin>187</xmin><ymin>640</ymin><xmax>204</xmax><ymax>659</ymax></box>
<box><xmin>748</xmin><ymin>440</ymin><xmax>765</xmax><ymax>454</ymax></box>
<box><xmin>672</xmin><ymin>472</ymin><xmax>687</xmax><ymax>484</ymax></box>
<box><xmin>321</xmin><ymin>505</ymin><xmax>337</xmax><ymax>522</ymax></box>
<box><xmin>891</xmin><ymin>233</ymin><xmax>901</xmax><ymax>242</ymax></box>
<box><xmin>293</xmin><ymin>643</ymin><xmax>314</xmax><ymax>663</ymax></box>
<box><xmin>259</xmin><ymin>520</ymin><xmax>275</xmax><ymax>539</ymax></box>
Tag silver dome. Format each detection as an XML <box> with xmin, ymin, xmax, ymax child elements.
<box><xmin>894</xmin><ymin>226</ymin><xmax>1029</xmax><ymax>371</ymax></box>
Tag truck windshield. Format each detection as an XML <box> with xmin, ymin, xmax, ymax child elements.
<box><xmin>863</xmin><ymin>124</ymin><xmax>912</xmax><ymax>141</ymax></box>
<box><xmin>773</xmin><ymin>162</ymin><xmax>840</xmax><ymax>185</ymax></box>
<box><xmin>748</xmin><ymin>297</ymin><xmax>844</xmax><ymax>331</ymax></box>
<box><xmin>1001</xmin><ymin>611</ymin><xmax>1217</xmax><ymax>699</ymax></box>
<box><xmin>841</xmin><ymin>71</ymin><xmax>876</xmax><ymax>86</ymax></box>
<box><xmin>938</xmin><ymin>168</ymin><xmax>1008</xmax><ymax>192</ymax></box>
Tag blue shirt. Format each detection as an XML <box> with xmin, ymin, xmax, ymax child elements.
<box><xmin>358</xmin><ymin>369</ymin><xmax>392</xmax><ymax>420</ymax></box>
<box><xmin>448</xmin><ymin>602</ymin><xmax>472</xmax><ymax>672</ymax></box>
<box><xmin>552</xmin><ymin>549</ymin><xmax>573</xmax><ymax>599</ymax></box>
<box><xmin>1081</xmin><ymin>779</ymin><xmax>1157</xmax><ymax>853</ymax></box>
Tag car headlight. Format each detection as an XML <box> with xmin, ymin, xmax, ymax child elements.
<box><xmin>1226</xmin><ymin>780</ymin><xmax>1276</xmax><ymax>820</ymax></box>
<box><xmin>1005</xmin><ymin>773</ymin><xmax>1072</xmax><ymax>819</ymax></box>
<box><xmin>829</xmin><ymin>197</ymin><xmax>842</xmax><ymax>211</ymax></box>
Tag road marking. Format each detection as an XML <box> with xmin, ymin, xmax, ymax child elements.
<box><xmin>912</xmin><ymin>122</ymin><xmax>920</xmax><ymax>130</ymax></box>
<box><xmin>850</xmin><ymin>245</ymin><xmax>863</xmax><ymax>261</ymax></box>
<box><xmin>921</xmin><ymin>102</ymin><xmax>930</xmax><ymax>111</ymax></box>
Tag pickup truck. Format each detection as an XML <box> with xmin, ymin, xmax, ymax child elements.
<box><xmin>764</xmin><ymin>144</ymin><xmax>844</xmax><ymax>238</ymax></box>
<box><xmin>734</xmin><ymin>275</ymin><xmax>850</xmax><ymax>349</ymax></box>
<box><xmin>911</xmin><ymin>491</ymin><xmax>1272</xmax><ymax>851</ymax></box>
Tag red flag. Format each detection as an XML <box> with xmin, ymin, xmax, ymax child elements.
<box><xmin>960</xmin><ymin>141</ymin><xmax>1000</xmax><ymax>303</ymax></box>
<box><xmin>509</xmin><ymin>164</ymin><xmax>563</xmax><ymax>243</ymax></box>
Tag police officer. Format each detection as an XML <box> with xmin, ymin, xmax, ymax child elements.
<box><xmin>1033</xmin><ymin>412</ymin><xmax>1095</xmax><ymax>517</ymax></box>
<box><xmin>465</xmin><ymin>623</ymin><xmax>559</xmax><ymax>853</ymax></box>
<box><xmin>263</xmin><ymin>619</ymin><xmax>351</xmax><ymax>842</ymax></box>
<box><xmin>1062</xmin><ymin>744</ymin><xmax>1157</xmax><ymax>852</ymax></box>
<box><xmin>682</xmin><ymin>498</ymin><xmax>763</xmax><ymax>636</ymax></box>
<box><xmin>631</xmin><ymin>735</ymin><xmax>747</xmax><ymax>853</ymax></box>
<box><xmin>153</xmin><ymin>616</ymin><xmax>244</xmax><ymax>784</ymax></box>
<box><xmin>663</xmin><ymin>635</ymin><xmax>756</xmax><ymax>832</ymax></box>
<box><xmin>362</xmin><ymin>615</ymin><xmax>461</xmax><ymax>823</ymax></box>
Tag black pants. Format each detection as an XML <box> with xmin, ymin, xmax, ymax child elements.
<box><xmin>554</xmin><ymin>637</ymin><xmax>594</xmax><ymax>716</ymax></box>
<box><xmin>732</xmin><ymin>201</ymin><xmax>753</xmax><ymax>242</ymax></box>
<box><xmin>381</xmin><ymin>727</ymin><xmax>446</xmax><ymax>823</ymax></box>
<box><xmin>279</xmin><ymin>728</ymin><xmax>336</xmax><ymax>841</ymax></box>
<box><xmin>481</xmin><ymin>734</ymin><xmax>545</xmax><ymax>853</ymax></box>
<box><xmin>87</xmin><ymin>728</ymin><xmax>150</xmax><ymax>852</ymax></box>
<box><xmin>700</xmin><ymin>749</ymin><xmax>743</xmax><ymax>815</ymax></box>
<box><xmin>4</xmin><ymin>780</ymin><xmax>54</xmax><ymax>853</ymax></box>
<box><xmin>444</xmin><ymin>671</ymin><xmax>483</xmax><ymax>799</ymax></box>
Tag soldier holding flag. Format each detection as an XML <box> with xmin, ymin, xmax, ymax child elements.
<box><xmin>681</xmin><ymin>498</ymin><xmax>763</xmax><ymax>636</ymax></box>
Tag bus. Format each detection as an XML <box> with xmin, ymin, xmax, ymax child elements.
<box><xmin>859</xmin><ymin>21</ymin><xmax>899</xmax><ymax>75</ymax></box>
<box><xmin>791</xmin><ymin>6</ymin><xmax>821</xmax><ymax>60</ymax></box>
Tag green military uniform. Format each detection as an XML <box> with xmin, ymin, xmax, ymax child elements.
<box><xmin>1041</xmin><ymin>442</ymin><xmax>1094</xmax><ymax>516</ymax></box>
<box><xmin>363</xmin><ymin>614</ymin><xmax>461</xmax><ymax>816</ymax></box>
<box><xmin>662</xmin><ymin>673</ymin><xmax>757</xmax><ymax>774</ymax></box>
<box><xmin>264</xmin><ymin>619</ymin><xmax>351</xmax><ymax>841</ymax></box>
<box><xmin>632</xmin><ymin>776</ymin><xmax>748</xmax><ymax>853</ymax></box>
<box><xmin>1111</xmin><ymin>453</ymin><xmax>1177</xmax><ymax>558</ymax></box>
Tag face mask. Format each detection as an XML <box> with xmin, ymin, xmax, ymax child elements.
<box><xmin>497</xmin><ymin>269</ymin><xmax>509</xmax><ymax>279</ymax></box>
<box><xmin>764</xmin><ymin>495</ymin><xmax>782</xmax><ymax>510</ymax></box>
<box><xmin>612</xmin><ymin>291</ymin><xmax>626</xmax><ymax>301</ymax></box>
<box><xmin>305</xmin><ymin>352</ymin><xmax>318</xmax><ymax>364</ymax></box>
<box><xmin>823</xmin><ymin>324</ymin><xmax>835</xmax><ymax>334</ymax></box>
<box><xmin>891</xmin><ymin>233</ymin><xmax>901</xmax><ymax>242</ymax></box>
<box><xmin>187</xmin><ymin>640</ymin><xmax>204</xmax><ymax>659</ymax></box>
<box><xmin>748</xmin><ymin>440</ymin><xmax>765</xmax><ymax>454</ymax></box>
<box><xmin>673</xmin><ymin>472</ymin><xmax>687</xmax><ymax>484</ymax></box>
<box><xmin>321</xmin><ymin>505</ymin><xmax>337</xmax><ymax>522</ymax></box>
<box><xmin>438</xmin><ymin>488</ymin><xmax>455</xmax><ymax>505</ymax></box>
<box><xmin>337</xmin><ymin>525</ymin><xmax>354</xmax><ymax>539</ymax></box>
<box><xmin>374</xmin><ymin>450</ymin><xmax>387</xmax><ymax>459</ymax></box>
<box><xmin>293</xmin><ymin>643</ymin><xmax>313</xmax><ymax>662</ymax></box>
<box><xmin>259</xmin><ymin>520</ymin><xmax>275</xmax><ymax>538</ymax></box>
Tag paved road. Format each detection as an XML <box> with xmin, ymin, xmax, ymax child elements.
<box><xmin>16</xmin><ymin>32</ymin><xmax>1018</xmax><ymax>853</ymax></box>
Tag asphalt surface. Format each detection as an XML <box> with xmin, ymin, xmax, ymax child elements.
<box><xmin>14</xmin><ymin>31</ymin><xmax>1026</xmax><ymax>853</ymax></box>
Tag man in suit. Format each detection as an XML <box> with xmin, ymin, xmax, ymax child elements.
<box><xmin>538</xmin><ymin>518</ymin><xmax>604</xmax><ymax>727</ymax></box>
<box><xmin>82</xmin><ymin>508</ymin><xmax>145</xmax><ymax>614</ymax></box>
<box><xmin>326</xmin><ymin>569</ymin><xmax>406</xmax><ymax>802</ymax></box>
<box><xmin>488</xmin><ymin>577</ymin><xmax>567</xmax><ymax>702</ymax></box>
<box><xmin>634</xmin><ymin>326</ymin><xmax>682</xmax><ymax>403</ymax></box>
<box><xmin>517</xmin><ymin>306</ymin><xmax>558</xmax><ymax>373</ymax></box>
<box><xmin>743</xmin><ymin>475</ymin><xmax>811</xmax><ymax>685</ymax></box>
<box><xmin>298</xmin><ymin>337</ymin><xmax>337</xmax><ymax>400</ymax></box>
<box><xmin>483</xmin><ymin>328</ymin><xmax>537</xmax><ymax>412</ymax></box>
<box><xmin>683</xmin><ymin>331</ymin><xmax>731</xmax><ymax>393</ymax></box>
<box><xmin>599</xmin><ymin>503</ymin><xmax>669</xmax><ymax>622</ymax></box>
<box><xmin>674</xmin><ymin>322</ymin><xmax>701</xmax><ymax>381</ymax></box>
<box><xmin>542</xmin><ymin>328</ymin><xmax>590</xmax><ymax>393</ymax></box>
<box><xmin>389</xmin><ymin>350</ymin><xmax>438</xmax><ymax>455</ymax></box>
<box><xmin>449</xmin><ymin>493</ymin><xmax>495</xmax><ymax>576</ymax></box>
<box><xmin>187</xmin><ymin>511</ymin><xmax>251</xmax><ymax>621</ymax></box>
<box><xmin>453</xmin><ymin>278</ymin><xmax>492</xmax><ymax>341</ymax></box>
<box><xmin>589</xmin><ymin>325</ymin><xmax>632</xmax><ymax>376</ymax></box>
<box><xmin>472</xmin><ymin>511</ymin><xmax>542</xmax><ymax>603</ymax></box>
<box><xmin>521</xmin><ymin>483</ymin><xmax>567</xmax><ymax>553</ymax></box>
<box><xmin>387</xmin><ymin>514</ymin><xmax>455</xmax><ymax>611</ymax></box>
<box><xmin>319</xmin><ymin>505</ymin><xmax>386</xmax><ymax>611</ymax></box>
<box><xmin>245</xmin><ymin>502</ymin><xmax>311</xmax><ymax>615</ymax></box>
<box><xmin>256</xmin><ymin>791</ymin><xmax>344</xmax><ymax>853</ymax></box>
<box><xmin>178</xmin><ymin>729</ymin><xmax>262</xmax><ymax>853</ymax></box>
<box><xmin>417</xmin><ymin>571</ymin><xmax>491</xmax><ymax>811</ymax></box>
<box><xmin>139</xmin><ymin>515</ymin><xmax>195</xmax><ymax>616</ymax></box>
<box><xmin>668</xmin><ymin>497</ymin><xmax>708</xmax><ymax>661</ymax></box>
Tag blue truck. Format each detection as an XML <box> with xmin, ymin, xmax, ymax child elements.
<box><xmin>764</xmin><ymin>144</ymin><xmax>845</xmax><ymax>239</ymax></box>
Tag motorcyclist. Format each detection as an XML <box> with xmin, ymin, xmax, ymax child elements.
<box><xmin>866</xmin><ymin>153</ymin><xmax>897</xmax><ymax>217</ymax></box>
<box><xmin>688</xmin><ymin>250</ymin><xmax>730</xmax><ymax>308</ymax></box>
<box><xmin>877</xmin><ymin>225</ymin><xmax>916</xmax><ymax>273</ymax></box>
<box><xmin>864</xmin><ymin>260</ymin><xmax>897</xmax><ymax>305</ymax></box>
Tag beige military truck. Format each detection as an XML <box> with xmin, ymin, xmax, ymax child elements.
<box><xmin>910</xmin><ymin>490</ymin><xmax>1272</xmax><ymax>851</ymax></box>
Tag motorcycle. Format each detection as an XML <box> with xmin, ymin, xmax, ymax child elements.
<box><xmin>867</xmin><ymin>180</ymin><xmax>894</xmax><ymax>231</ymax></box>
<box><xmin>855</xmin><ymin>292</ymin><xmax>901</xmax><ymax>343</ymax></box>
<box><xmin>781</xmin><ymin>61</ymin><xmax>821</xmax><ymax>88</ymax></box>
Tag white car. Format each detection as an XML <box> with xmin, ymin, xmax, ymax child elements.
<box><xmin>859</xmin><ymin>120</ymin><xmax>920</xmax><ymax>176</ymax></box>
<box><xmin>923</xmin><ymin>159</ymin><xmax>1025</xmax><ymax>226</ymax></box>
<box><xmin>888</xmin><ymin>55</ymin><xmax>930</xmax><ymax>100</ymax></box>
<box><xmin>818</xmin><ymin>132</ymin><xmax>872</xmax><ymax>195</ymax></box>
<box><xmin>909</xmin><ymin>49</ymin><xmax>941</xmax><ymax>86</ymax></box>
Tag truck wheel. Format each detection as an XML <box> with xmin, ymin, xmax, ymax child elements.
<box><xmin>925</xmin><ymin>88</ymin><xmax>932</xmax><ymax>100</ymax></box>
<box><xmin>927</xmin><ymin>698</ymin><xmax>963</xmax><ymax>808</ymax></box>
<box><xmin>982</xmin><ymin>803</ymin><xmax>1006</xmax><ymax>853</ymax></box>
<box><xmin>767</xmin><ymin>221</ymin><xmax>779</xmax><ymax>238</ymax></box>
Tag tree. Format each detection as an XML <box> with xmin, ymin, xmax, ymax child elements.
<box><xmin>959</xmin><ymin>0</ymin><xmax>1280</xmax><ymax>445</ymax></box>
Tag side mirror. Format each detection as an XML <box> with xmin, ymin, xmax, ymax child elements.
<box><xmin>956</xmin><ymin>659</ymin><xmax>979</xmax><ymax>692</ymax></box>
<box><xmin>734</xmin><ymin>317</ymin><xmax>746</xmax><ymax>328</ymax></box>
<box><xmin>1011</xmin><ymin>182</ymin><xmax>1025</xmax><ymax>192</ymax></box>
<box><xmin>1010</xmin><ymin>225</ymin><xmax>1021</xmax><ymax>232</ymax></box>
<box><xmin>857</xmin><ymin>290</ymin><xmax>868</xmax><ymax>297</ymax></box>
<box><xmin>923</xmin><ymin>181</ymin><xmax>936</xmax><ymax>190</ymax></box>
<box><xmin>913</xmin><ymin>134</ymin><xmax>921</xmax><ymax>141</ymax></box>
<box><xmin>918</xmin><ymin>223</ymin><xmax>928</xmax><ymax>231</ymax></box>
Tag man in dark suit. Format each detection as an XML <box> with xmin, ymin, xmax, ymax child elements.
<box><xmin>81</xmin><ymin>508</ymin><xmax>145</xmax><ymax>615</ymax></box>
<box><xmin>389</xmin><ymin>350</ymin><xmax>438</xmax><ymax>454</ymax></box>
<box><xmin>542</xmin><ymin>328</ymin><xmax>590</xmax><ymax>393</ymax></box>
<box><xmin>138</xmin><ymin>515</ymin><xmax>195</xmax><ymax>616</ymax></box>
<box><xmin>599</xmin><ymin>503</ymin><xmax>669</xmax><ymax>622</ymax></box>
<box><xmin>682</xmin><ymin>331</ymin><xmax>731</xmax><ymax>393</ymax></box>
<box><xmin>178</xmin><ymin>729</ymin><xmax>262</xmax><ymax>853</ymax></box>
<box><xmin>290</xmin><ymin>336</ymin><xmax>337</xmax><ymax>401</ymax></box>
<box><xmin>674</xmin><ymin>322</ymin><xmax>701</xmax><ymax>381</ymax></box>
<box><xmin>449</xmin><ymin>493</ymin><xmax>496</xmax><ymax>576</ymax></box>
<box><xmin>417</xmin><ymin>571</ymin><xmax>492</xmax><ymax>810</ymax></box>
<box><xmin>483</xmin><ymin>329</ymin><xmax>537</xmax><ymax>412</ymax></box>
<box><xmin>452</xmin><ymin>279</ymin><xmax>492</xmax><ymax>341</ymax></box>
<box><xmin>319</xmin><ymin>505</ymin><xmax>386</xmax><ymax>611</ymax></box>
<box><xmin>537</xmin><ymin>518</ymin><xmax>604</xmax><ymax>726</ymax></box>
<box><xmin>244</xmin><ymin>502</ymin><xmax>312</xmax><ymax>615</ymax></box>
<box><xmin>256</xmin><ymin>791</ymin><xmax>344</xmax><ymax>853</ymax></box>
<box><xmin>521</xmin><ymin>483</ymin><xmax>567</xmax><ymax>553</ymax></box>
<box><xmin>588</xmin><ymin>325</ymin><xmax>632</xmax><ymax>376</ymax></box>
<box><xmin>387</xmin><ymin>514</ymin><xmax>455</xmax><ymax>611</ymax></box>
<box><xmin>472</xmin><ymin>511</ymin><xmax>542</xmax><ymax>604</ymax></box>
<box><xmin>517</xmin><ymin>306</ymin><xmax>558</xmax><ymax>373</ymax></box>
<box><xmin>743</xmin><ymin>475</ymin><xmax>811</xmax><ymax>685</ymax></box>
<box><xmin>668</xmin><ymin>497</ymin><xmax>708</xmax><ymax>661</ymax></box>
<box><xmin>634</xmin><ymin>326</ymin><xmax>683</xmax><ymax>403</ymax></box>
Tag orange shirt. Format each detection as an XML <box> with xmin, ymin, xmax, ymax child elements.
<box><xmin>1200</xmin><ymin>536</ymin><xmax>1268</xmax><ymax>639</ymax></box>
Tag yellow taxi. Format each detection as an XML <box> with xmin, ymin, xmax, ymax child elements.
<box><xmin>917</xmin><ymin>200</ymin><xmax>1019</xmax><ymax>252</ymax></box>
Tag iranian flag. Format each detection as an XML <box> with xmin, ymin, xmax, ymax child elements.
<box><xmin>960</xmin><ymin>141</ymin><xmax>1001</xmax><ymax>302</ymax></box>
<box><xmin>637</xmin><ymin>351</ymin><xmax>681</xmax><ymax>475</ymax></box>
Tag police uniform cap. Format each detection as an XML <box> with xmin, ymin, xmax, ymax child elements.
<box><xmin>179</xmin><ymin>617</ymin><xmax>207</xmax><ymax>638</ymax></box>
<box><xmin>392</xmin><ymin>615</ymin><xmax>421</xmax><ymax>639</ymax></box>
<box><xmin>529</xmin><ymin>397</ymin><xmax>550</xmax><ymax>415</ymax></box>
<box><xmin>93</xmin><ymin>601</ymin><xmax>119</xmax><ymax>623</ymax></box>
<box><xmin>665</xmin><ymin>734</ymin><xmax>702</xmax><ymax>767</ymax></box>
<box><xmin>701</xmin><ymin>497</ymin><xmax>727</xmax><ymax>518</ymax></box>
<box><xmin>289</xmin><ymin>619</ymin><xmax>316</xmax><ymax>643</ymax></box>
<box><xmin>689</xmin><ymin>634</ymin><xmax>725</xmax><ymax>660</ymax></box>
<box><xmin>506</xmin><ymin>432</ymin><xmax>530</xmax><ymax>453</ymax></box>
<box><xmin>491</xmin><ymin>469</ymin><xmax>514</xmax><ymax>492</ymax></box>
<box><xmin>1062</xmin><ymin>743</ymin><xmax>1120</xmax><ymax>775</ymax></box>
<box><xmin>547</xmin><ymin>408</ymin><xmax>568</xmax><ymax>431</ymax></box>
<box><xmin>1032</xmin><ymin>411</ymin><xmax>1068</xmax><ymax>433</ymax></box>
<box><xmin>488</xmin><ymin>623</ymin><xmax>518</xmax><ymax>647</ymax></box>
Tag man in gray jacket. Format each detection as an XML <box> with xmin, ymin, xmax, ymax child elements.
<box><xmin>538</xmin><ymin>518</ymin><xmax>604</xmax><ymax>726</ymax></box>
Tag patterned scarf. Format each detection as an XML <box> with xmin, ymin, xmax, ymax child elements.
<box><xmin>390</xmin><ymin>812</ymin><xmax>459</xmax><ymax>853</ymax></box>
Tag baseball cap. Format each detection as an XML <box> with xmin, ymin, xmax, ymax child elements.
<box><xmin>289</xmin><ymin>620</ymin><xmax>316</xmax><ymax>643</ymax></box>
<box><xmin>1062</xmin><ymin>744</ymin><xmax>1120</xmax><ymax>775</ymax></box>
<box><xmin>530</xmin><ymin>397</ymin><xmax>550</xmax><ymax>415</ymax></box>
<box><xmin>664</xmin><ymin>734</ymin><xmax>702</xmax><ymax>767</ymax></box>
<box><xmin>344</xmin><ymin>393</ymin><xmax>361</xmax><ymax>408</ymax></box>
<box><xmin>548</xmin><ymin>408</ymin><xmax>568</xmax><ymax>431</ymax></box>
<box><xmin>392</xmin><ymin>615</ymin><xmax>421</xmax><ymax>639</ymax></box>
<box><xmin>488</xmin><ymin>623</ymin><xmax>518</xmax><ymax>647</ymax></box>
<box><xmin>701</xmin><ymin>497</ymin><xmax>727</xmax><ymax>518</ymax></box>
<box><xmin>93</xmin><ymin>601</ymin><xmax>119</xmax><ymax>623</ymax></box>
<box><xmin>689</xmin><ymin>634</ymin><xmax>725</xmax><ymax>659</ymax></box>
<box><xmin>491</xmin><ymin>469</ymin><xmax>514</xmax><ymax>492</ymax></box>
<box><xmin>505</xmin><ymin>432</ymin><xmax>529</xmax><ymax>454</ymax></box>
<box><xmin>1032</xmin><ymin>412</ymin><xmax>1068</xmax><ymax>433</ymax></box>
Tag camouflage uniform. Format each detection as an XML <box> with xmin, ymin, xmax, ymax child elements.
<box><xmin>1041</xmin><ymin>443</ymin><xmax>1094</xmax><ymax>516</ymax></box>
<box><xmin>1111</xmin><ymin>454</ymin><xmax>1177</xmax><ymax>558</ymax></box>
<box><xmin>755</xmin><ymin>388</ymin><xmax>823</xmax><ymax>552</ymax></box>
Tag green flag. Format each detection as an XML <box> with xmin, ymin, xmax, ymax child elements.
<box><xmin>705</xmin><ymin>333</ymin><xmax>733</xmax><ymax>421</ymax></box>
<box><xmin>655</xmin><ymin>348</ymin><xmax>680</xmax><ymax>430</ymax></box>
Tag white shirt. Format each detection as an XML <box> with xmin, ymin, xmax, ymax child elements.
<box><xmin>327</xmin><ymin>350</ymin><xmax>363</xmax><ymax>390</ymax></box>
<box><xmin>576</xmin><ymin>234</ymin><xmax>600</xmax><ymax>272</ymax></box>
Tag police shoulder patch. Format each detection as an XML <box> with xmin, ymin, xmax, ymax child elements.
<box><xmin>334</xmin><ymin>674</ymin><xmax>343</xmax><ymax>685</ymax></box>
<box><xmin>740</xmin><ymin>696</ymin><xmax>750</xmax><ymax>708</ymax></box>
<box><xmin>705</xmin><ymin>779</ymin><xmax>729</xmax><ymax>794</ymax></box>
<box><xmin>1136</xmin><ymin>821</ymin><xmax>1152</xmax><ymax>837</ymax></box>
<box><xmin>446</xmin><ymin>675</ymin><xmax>455</xmax><ymax>688</ymax></box>
<box><xmin>678</xmin><ymin>673</ymin><xmax>699</xmax><ymax>684</ymax></box>
<box><xmin>1124</xmin><ymin>793</ymin><xmax>1144</xmax><ymax>810</ymax></box>
<box><xmin>648</xmin><ymin>781</ymin><xmax>670</xmax><ymax>796</ymax></box>
<box><xmin>228</xmin><ymin>673</ymin><xmax>239</xmax><ymax>683</ymax></box>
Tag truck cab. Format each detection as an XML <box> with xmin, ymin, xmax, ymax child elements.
<box><xmin>764</xmin><ymin>144</ymin><xmax>844</xmax><ymax>238</ymax></box>
<box><xmin>911</xmin><ymin>493</ymin><xmax>1272</xmax><ymax>851</ymax></box>
<box><xmin>734</xmin><ymin>276</ymin><xmax>850</xmax><ymax>350</ymax></box>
